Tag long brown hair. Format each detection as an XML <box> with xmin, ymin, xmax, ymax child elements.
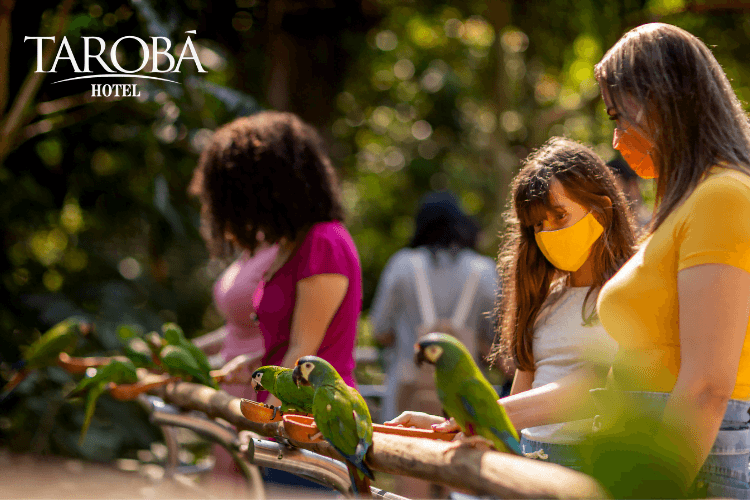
<box><xmin>491</xmin><ymin>137</ymin><xmax>635</xmax><ymax>372</ymax></box>
<box><xmin>595</xmin><ymin>23</ymin><xmax>750</xmax><ymax>232</ymax></box>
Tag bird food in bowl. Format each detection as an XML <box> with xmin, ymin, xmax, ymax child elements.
<box><xmin>240</xmin><ymin>399</ymin><xmax>284</xmax><ymax>423</ymax></box>
<box><xmin>282</xmin><ymin>414</ymin><xmax>324</xmax><ymax>443</ymax></box>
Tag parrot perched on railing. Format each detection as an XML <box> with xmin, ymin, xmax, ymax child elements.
<box><xmin>251</xmin><ymin>365</ymin><xmax>315</xmax><ymax>418</ymax></box>
<box><xmin>67</xmin><ymin>357</ymin><xmax>138</xmax><ymax>445</ymax></box>
<box><xmin>2</xmin><ymin>317</ymin><xmax>92</xmax><ymax>401</ymax></box>
<box><xmin>292</xmin><ymin>356</ymin><xmax>374</xmax><ymax>498</ymax></box>
<box><xmin>160</xmin><ymin>322</ymin><xmax>216</xmax><ymax>388</ymax></box>
<box><xmin>414</xmin><ymin>332</ymin><xmax>522</xmax><ymax>455</ymax></box>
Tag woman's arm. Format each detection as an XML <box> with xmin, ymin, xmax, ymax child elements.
<box><xmin>501</xmin><ymin>367</ymin><xmax>601</xmax><ymax>432</ymax></box>
<box><xmin>654</xmin><ymin>263</ymin><xmax>750</xmax><ymax>486</ymax></box>
<box><xmin>279</xmin><ymin>273</ymin><xmax>349</xmax><ymax>370</ymax></box>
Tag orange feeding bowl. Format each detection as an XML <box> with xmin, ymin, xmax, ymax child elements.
<box><xmin>373</xmin><ymin>423</ymin><xmax>457</xmax><ymax>441</ymax></box>
<box><xmin>282</xmin><ymin>414</ymin><xmax>323</xmax><ymax>443</ymax></box>
<box><xmin>108</xmin><ymin>376</ymin><xmax>180</xmax><ymax>401</ymax></box>
<box><xmin>281</xmin><ymin>413</ymin><xmax>458</xmax><ymax>443</ymax></box>
<box><xmin>57</xmin><ymin>353</ymin><xmax>114</xmax><ymax>374</ymax></box>
<box><xmin>240</xmin><ymin>399</ymin><xmax>284</xmax><ymax>423</ymax></box>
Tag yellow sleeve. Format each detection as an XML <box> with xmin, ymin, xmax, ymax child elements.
<box><xmin>678</xmin><ymin>174</ymin><xmax>750</xmax><ymax>273</ymax></box>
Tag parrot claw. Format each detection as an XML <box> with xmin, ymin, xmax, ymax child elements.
<box><xmin>270</xmin><ymin>405</ymin><xmax>278</xmax><ymax>420</ymax></box>
<box><xmin>442</xmin><ymin>435</ymin><xmax>495</xmax><ymax>454</ymax></box>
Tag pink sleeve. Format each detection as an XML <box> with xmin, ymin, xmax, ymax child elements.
<box><xmin>297</xmin><ymin>224</ymin><xmax>352</xmax><ymax>280</ymax></box>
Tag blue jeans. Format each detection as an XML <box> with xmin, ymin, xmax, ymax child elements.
<box><xmin>590</xmin><ymin>389</ymin><xmax>750</xmax><ymax>499</ymax></box>
<box><xmin>520</xmin><ymin>436</ymin><xmax>589</xmax><ymax>472</ymax></box>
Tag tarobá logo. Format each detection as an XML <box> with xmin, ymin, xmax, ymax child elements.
<box><xmin>25</xmin><ymin>30</ymin><xmax>206</xmax><ymax>97</ymax></box>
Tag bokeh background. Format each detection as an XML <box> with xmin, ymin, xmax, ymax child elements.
<box><xmin>2</xmin><ymin>0</ymin><xmax>750</xmax><ymax>466</ymax></box>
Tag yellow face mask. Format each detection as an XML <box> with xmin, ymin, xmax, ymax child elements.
<box><xmin>534</xmin><ymin>212</ymin><xmax>604</xmax><ymax>272</ymax></box>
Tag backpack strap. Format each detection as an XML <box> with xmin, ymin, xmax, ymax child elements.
<box><xmin>450</xmin><ymin>259</ymin><xmax>482</xmax><ymax>330</ymax></box>
<box><xmin>410</xmin><ymin>253</ymin><xmax>436</xmax><ymax>327</ymax></box>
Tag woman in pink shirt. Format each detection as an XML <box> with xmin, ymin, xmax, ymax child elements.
<box><xmin>189</xmin><ymin>111</ymin><xmax>361</xmax><ymax>406</ymax></box>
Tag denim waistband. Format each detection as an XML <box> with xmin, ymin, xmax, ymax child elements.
<box><xmin>589</xmin><ymin>388</ymin><xmax>750</xmax><ymax>425</ymax></box>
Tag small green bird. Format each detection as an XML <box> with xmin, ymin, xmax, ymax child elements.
<box><xmin>161</xmin><ymin>323</ymin><xmax>216</xmax><ymax>387</ymax></box>
<box><xmin>116</xmin><ymin>324</ymin><xmax>157</xmax><ymax>369</ymax></box>
<box><xmin>67</xmin><ymin>358</ymin><xmax>138</xmax><ymax>445</ymax></box>
<box><xmin>292</xmin><ymin>356</ymin><xmax>374</xmax><ymax>497</ymax></box>
<box><xmin>251</xmin><ymin>365</ymin><xmax>315</xmax><ymax>418</ymax></box>
<box><xmin>160</xmin><ymin>344</ymin><xmax>217</xmax><ymax>388</ymax></box>
<box><xmin>414</xmin><ymin>332</ymin><xmax>521</xmax><ymax>455</ymax></box>
<box><xmin>2</xmin><ymin>317</ymin><xmax>92</xmax><ymax>400</ymax></box>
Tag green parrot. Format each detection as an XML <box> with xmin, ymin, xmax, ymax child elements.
<box><xmin>67</xmin><ymin>358</ymin><xmax>138</xmax><ymax>445</ymax></box>
<box><xmin>250</xmin><ymin>365</ymin><xmax>315</xmax><ymax>418</ymax></box>
<box><xmin>161</xmin><ymin>323</ymin><xmax>215</xmax><ymax>383</ymax></box>
<box><xmin>116</xmin><ymin>324</ymin><xmax>157</xmax><ymax>369</ymax></box>
<box><xmin>414</xmin><ymin>332</ymin><xmax>521</xmax><ymax>455</ymax></box>
<box><xmin>2</xmin><ymin>317</ymin><xmax>93</xmax><ymax>400</ymax></box>
<box><xmin>160</xmin><ymin>344</ymin><xmax>218</xmax><ymax>389</ymax></box>
<box><xmin>292</xmin><ymin>356</ymin><xmax>374</xmax><ymax>497</ymax></box>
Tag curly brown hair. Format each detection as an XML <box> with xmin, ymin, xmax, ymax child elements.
<box><xmin>189</xmin><ymin>111</ymin><xmax>345</xmax><ymax>257</ymax></box>
<box><xmin>490</xmin><ymin>137</ymin><xmax>636</xmax><ymax>372</ymax></box>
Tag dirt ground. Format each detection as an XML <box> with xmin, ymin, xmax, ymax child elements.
<box><xmin>0</xmin><ymin>448</ymin><xmax>340</xmax><ymax>499</ymax></box>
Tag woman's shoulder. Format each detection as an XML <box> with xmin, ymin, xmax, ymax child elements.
<box><xmin>685</xmin><ymin>165</ymin><xmax>750</xmax><ymax>212</ymax></box>
<box><xmin>695</xmin><ymin>165</ymin><xmax>750</xmax><ymax>195</ymax></box>
<box><xmin>301</xmin><ymin>221</ymin><xmax>356</xmax><ymax>251</ymax></box>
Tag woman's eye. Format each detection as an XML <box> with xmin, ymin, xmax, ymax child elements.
<box><xmin>556</xmin><ymin>212</ymin><xmax>567</xmax><ymax>220</ymax></box>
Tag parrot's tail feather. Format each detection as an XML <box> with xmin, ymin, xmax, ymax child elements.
<box><xmin>491</xmin><ymin>427</ymin><xmax>522</xmax><ymax>456</ymax></box>
<box><xmin>347</xmin><ymin>463</ymin><xmax>373</xmax><ymax>498</ymax></box>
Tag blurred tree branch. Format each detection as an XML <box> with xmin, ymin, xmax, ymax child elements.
<box><xmin>0</xmin><ymin>0</ymin><xmax>74</xmax><ymax>164</ymax></box>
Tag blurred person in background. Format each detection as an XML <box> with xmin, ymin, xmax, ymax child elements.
<box><xmin>189</xmin><ymin>110</ymin><xmax>361</xmax><ymax>492</ymax></box>
<box><xmin>369</xmin><ymin>190</ymin><xmax>497</xmax><ymax>498</ymax></box>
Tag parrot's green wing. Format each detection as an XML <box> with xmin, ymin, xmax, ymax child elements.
<box><xmin>456</xmin><ymin>378</ymin><xmax>521</xmax><ymax>455</ymax></box>
<box><xmin>275</xmin><ymin>370</ymin><xmax>314</xmax><ymax>413</ymax></box>
<box><xmin>348</xmin><ymin>385</ymin><xmax>373</xmax><ymax>445</ymax></box>
<box><xmin>314</xmin><ymin>385</ymin><xmax>358</xmax><ymax>455</ymax></box>
<box><xmin>313</xmin><ymin>383</ymin><xmax>374</xmax><ymax>481</ymax></box>
<box><xmin>23</xmin><ymin>318</ymin><xmax>84</xmax><ymax>368</ymax></box>
<box><xmin>161</xmin><ymin>345</ymin><xmax>213</xmax><ymax>386</ymax></box>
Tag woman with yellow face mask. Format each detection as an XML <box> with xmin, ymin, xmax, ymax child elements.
<box><xmin>591</xmin><ymin>23</ymin><xmax>750</xmax><ymax>499</ymax></box>
<box><xmin>387</xmin><ymin>137</ymin><xmax>637</xmax><ymax>471</ymax></box>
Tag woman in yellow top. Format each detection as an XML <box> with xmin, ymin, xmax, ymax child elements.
<box><xmin>594</xmin><ymin>23</ymin><xmax>750</xmax><ymax>498</ymax></box>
